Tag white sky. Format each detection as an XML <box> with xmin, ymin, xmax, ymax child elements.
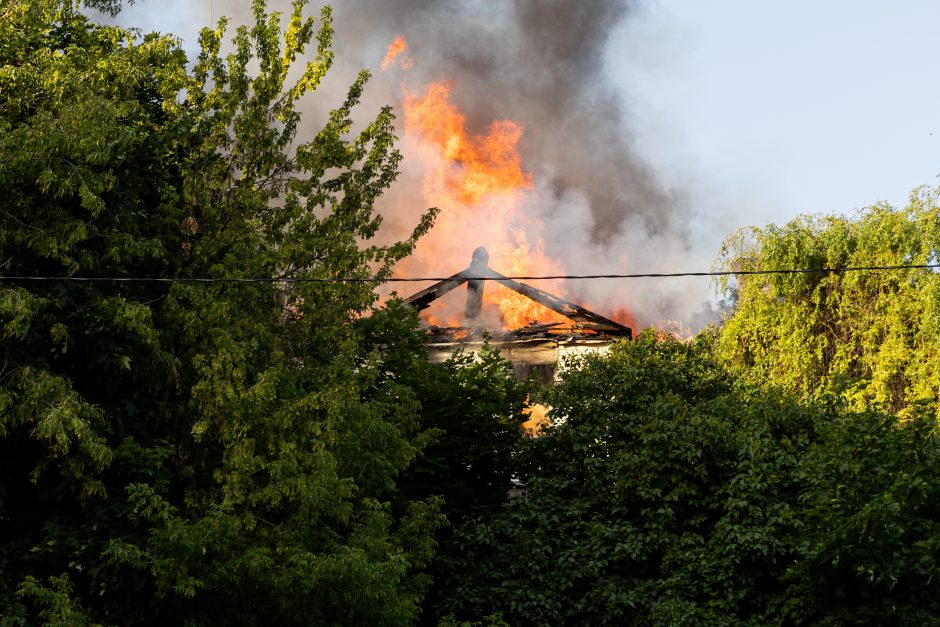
<box><xmin>611</xmin><ymin>0</ymin><xmax>940</xmax><ymax>237</ymax></box>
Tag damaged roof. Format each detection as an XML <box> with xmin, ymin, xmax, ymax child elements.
<box><xmin>401</xmin><ymin>246</ymin><xmax>632</xmax><ymax>341</ymax></box>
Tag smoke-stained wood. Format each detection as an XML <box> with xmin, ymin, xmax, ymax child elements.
<box><xmin>478</xmin><ymin>266</ymin><xmax>631</xmax><ymax>337</ymax></box>
<box><xmin>401</xmin><ymin>271</ymin><xmax>468</xmax><ymax>311</ymax></box>
<box><xmin>464</xmin><ymin>246</ymin><xmax>488</xmax><ymax>321</ymax></box>
<box><xmin>400</xmin><ymin>246</ymin><xmax>631</xmax><ymax>339</ymax></box>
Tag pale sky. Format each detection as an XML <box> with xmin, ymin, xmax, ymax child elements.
<box><xmin>611</xmin><ymin>0</ymin><xmax>940</xmax><ymax>237</ymax></box>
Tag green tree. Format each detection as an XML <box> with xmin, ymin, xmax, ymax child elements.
<box><xmin>715</xmin><ymin>191</ymin><xmax>940</xmax><ymax>418</ymax></box>
<box><xmin>435</xmin><ymin>333</ymin><xmax>940</xmax><ymax>625</ymax></box>
<box><xmin>354</xmin><ymin>301</ymin><xmax>531</xmax><ymax>624</ymax></box>
<box><xmin>0</xmin><ymin>1</ymin><xmax>444</xmax><ymax>624</ymax></box>
<box><xmin>393</xmin><ymin>343</ymin><xmax>528</xmax><ymax>523</ymax></box>
<box><xmin>777</xmin><ymin>404</ymin><xmax>940</xmax><ymax>624</ymax></box>
<box><xmin>392</xmin><ymin>342</ymin><xmax>529</xmax><ymax>625</ymax></box>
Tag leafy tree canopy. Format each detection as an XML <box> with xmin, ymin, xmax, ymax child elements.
<box><xmin>715</xmin><ymin>190</ymin><xmax>940</xmax><ymax>418</ymax></box>
<box><xmin>5</xmin><ymin>1</ymin><xmax>939</xmax><ymax>625</ymax></box>
<box><xmin>437</xmin><ymin>333</ymin><xmax>940</xmax><ymax>625</ymax></box>
<box><xmin>0</xmin><ymin>0</ymin><xmax>458</xmax><ymax>624</ymax></box>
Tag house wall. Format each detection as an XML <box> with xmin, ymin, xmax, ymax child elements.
<box><xmin>426</xmin><ymin>336</ymin><xmax>618</xmax><ymax>382</ymax></box>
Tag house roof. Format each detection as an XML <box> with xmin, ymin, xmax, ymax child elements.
<box><xmin>401</xmin><ymin>246</ymin><xmax>632</xmax><ymax>340</ymax></box>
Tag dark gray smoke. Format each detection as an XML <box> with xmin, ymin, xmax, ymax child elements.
<box><xmin>332</xmin><ymin>0</ymin><xmax>685</xmax><ymax>240</ymax></box>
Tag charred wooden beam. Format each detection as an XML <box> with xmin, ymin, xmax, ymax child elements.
<box><xmin>401</xmin><ymin>271</ymin><xmax>468</xmax><ymax>311</ymax></box>
<box><xmin>399</xmin><ymin>246</ymin><xmax>631</xmax><ymax>339</ymax></box>
<box><xmin>464</xmin><ymin>246</ymin><xmax>489</xmax><ymax>321</ymax></box>
<box><xmin>480</xmin><ymin>267</ymin><xmax>632</xmax><ymax>338</ymax></box>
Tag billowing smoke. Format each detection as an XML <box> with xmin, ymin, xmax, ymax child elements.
<box><xmin>111</xmin><ymin>0</ymin><xmax>718</xmax><ymax>329</ymax></box>
<box><xmin>332</xmin><ymin>0</ymin><xmax>684</xmax><ymax>239</ymax></box>
<box><xmin>329</xmin><ymin>0</ymin><xmax>708</xmax><ymax>328</ymax></box>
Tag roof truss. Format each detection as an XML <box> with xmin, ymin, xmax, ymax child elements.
<box><xmin>402</xmin><ymin>247</ymin><xmax>631</xmax><ymax>338</ymax></box>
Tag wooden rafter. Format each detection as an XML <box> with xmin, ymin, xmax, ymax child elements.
<box><xmin>401</xmin><ymin>247</ymin><xmax>632</xmax><ymax>338</ymax></box>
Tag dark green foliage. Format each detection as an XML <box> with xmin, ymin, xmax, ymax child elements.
<box><xmin>356</xmin><ymin>302</ymin><xmax>529</xmax><ymax>624</ymax></box>
<box><xmin>397</xmin><ymin>343</ymin><xmax>528</xmax><ymax>522</ymax></box>
<box><xmin>398</xmin><ymin>342</ymin><xmax>529</xmax><ymax>625</ymax></box>
<box><xmin>0</xmin><ymin>1</ymin><xmax>445</xmax><ymax>624</ymax></box>
<box><xmin>779</xmin><ymin>406</ymin><xmax>940</xmax><ymax>624</ymax></box>
<box><xmin>4</xmin><ymin>1</ymin><xmax>939</xmax><ymax>624</ymax></box>
<box><xmin>437</xmin><ymin>333</ymin><xmax>940</xmax><ymax>625</ymax></box>
<box><xmin>354</xmin><ymin>304</ymin><xmax>528</xmax><ymax>525</ymax></box>
<box><xmin>80</xmin><ymin>0</ymin><xmax>134</xmax><ymax>17</ymax></box>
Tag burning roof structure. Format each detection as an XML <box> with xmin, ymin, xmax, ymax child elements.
<box><xmin>376</xmin><ymin>33</ymin><xmax>642</xmax><ymax>372</ymax></box>
<box><xmin>402</xmin><ymin>246</ymin><xmax>631</xmax><ymax>382</ymax></box>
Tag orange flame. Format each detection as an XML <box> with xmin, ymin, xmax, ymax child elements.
<box><xmin>522</xmin><ymin>398</ymin><xmax>551</xmax><ymax>436</ymax></box>
<box><xmin>403</xmin><ymin>83</ymin><xmax>531</xmax><ymax>202</ymax></box>
<box><xmin>399</xmin><ymin>82</ymin><xmax>571</xmax><ymax>330</ymax></box>
<box><xmin>380</xmin><ymin>35</ymin><xmax>413</xmax><ymax>71</ymax></box>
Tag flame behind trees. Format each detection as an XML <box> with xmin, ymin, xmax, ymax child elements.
<box><xmin>379</xmin><ymin>35</ymin><xmax>641</xmax><ymax>331</ymax></box>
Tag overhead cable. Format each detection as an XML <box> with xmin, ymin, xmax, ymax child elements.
<box><xmin>1</xmin><ymin>263</ymin><xmax>939</xmax><ymax>284</ymax></box>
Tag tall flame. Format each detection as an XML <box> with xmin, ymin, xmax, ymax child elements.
<box><xmin>385</xmin><ymin>37</ymin><xmax>633</xmax><ymax>332</ymax></box>
<box><xmin>399</xmin><ymin>81</ymin><xmax>569</xmax><ymax>329</ymax></box>
<box><xmin>380</xmin><ymin>36</ymin><xmax>413</xmax><ymax>72</ymax></box>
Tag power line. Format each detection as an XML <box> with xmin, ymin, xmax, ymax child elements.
<box><xmin>1</xmin><ymin>263</ymin><xmax>939</xmax><ymax>284</ymax></box>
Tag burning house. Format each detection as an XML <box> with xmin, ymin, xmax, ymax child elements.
<box><xmin>402</xmin><ymin>246</ymin><xmax>631</xmax><ymax>382</ymax></box>
<box><xmin>376</xmin><ymin>31</ymin><xmax>643</xmax><ymax>376</ymax></box>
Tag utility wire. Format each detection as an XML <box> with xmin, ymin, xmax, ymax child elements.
<box><xmin>1</xmin><ymin>263</ymin><xmax>939</xmax><ymax>284</ymax></box>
